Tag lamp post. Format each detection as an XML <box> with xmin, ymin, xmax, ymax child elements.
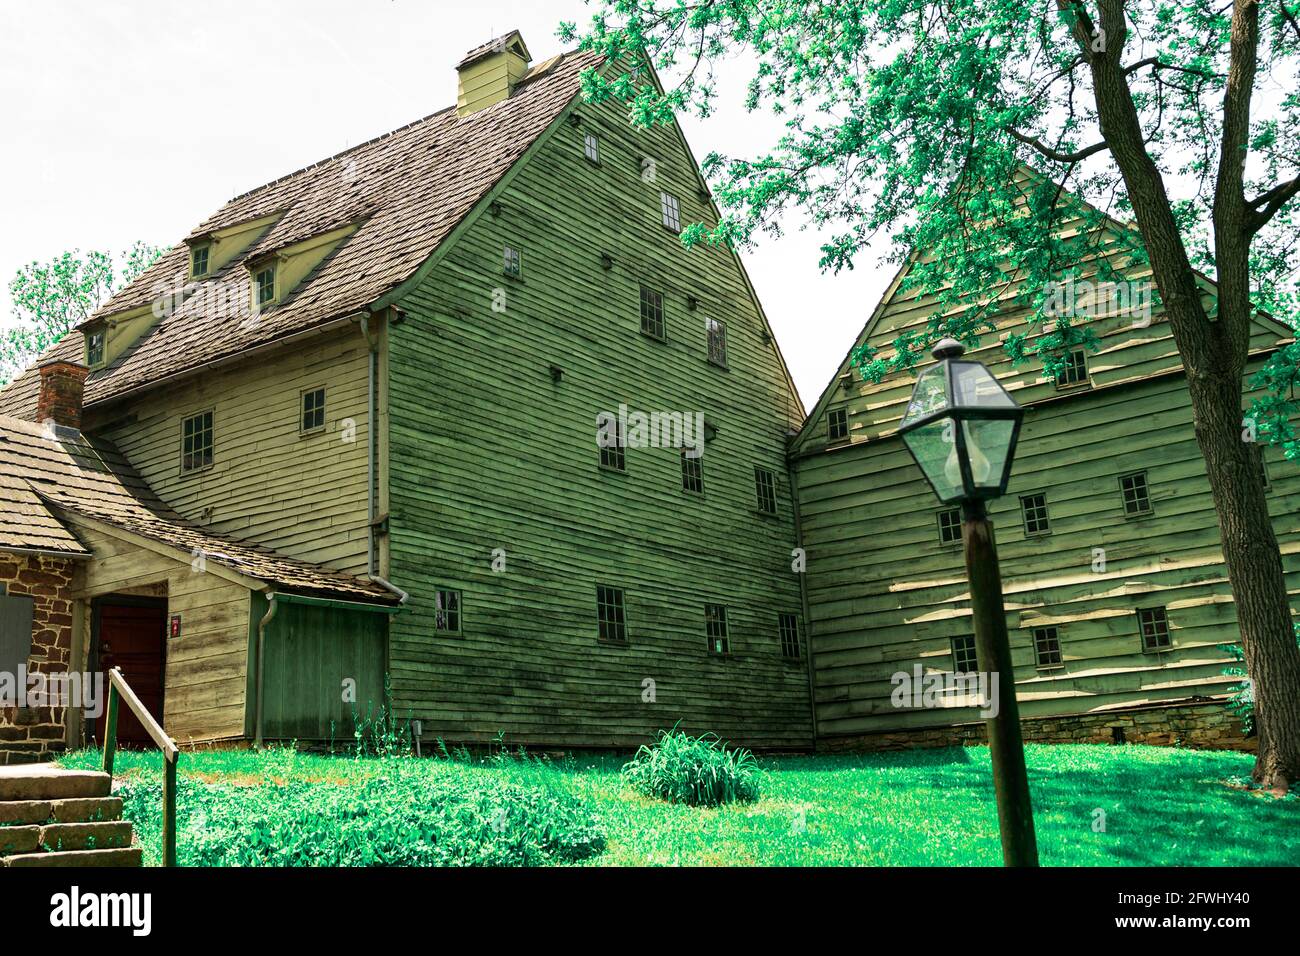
<box><xmin>897</xmin><ymin>338</ymin><xmax>1039</xmax><ymax>867</ymax></box>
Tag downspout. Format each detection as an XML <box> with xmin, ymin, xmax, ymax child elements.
<box><xmin>358</xmin><ymin>314</ymin><xmax>379</xmax><ymax>576</ymax></box>
<box><xmin>254</xmin><ymin>591</ymin><xmax>278</xmax><ymax>749</ymax></box>
<box><xmin>787</xmin><ymin>453</ymin><xmax>820</xmax><ymax>749</ymax></box>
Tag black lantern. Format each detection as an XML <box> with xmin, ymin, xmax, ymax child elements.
<box><xmin>898</xmin><ymin>338</ymin><xmax>1023</xmax><ymax>504</ymax></box>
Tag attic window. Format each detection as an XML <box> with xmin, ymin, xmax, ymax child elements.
<box><xmin>660</xmin><ymin>191</ymin><xmax>681</xmax><ymax>232</ymax></box>
<box><xmin>190</xmin><ymin>244</ymin><xmax>210</xmax><ymax>278</ymax></box>
<box><xmin>584</xmin><ymin>132</ymin><xmax>600</xmax><ymax>164</ymax></box>
<box><xmin>301</xmin><ymin>387</ymin><xmax>326</xmax><ymax>434</ymax></box>
<box><xmin>254</xmin><ymin>265</ymin><xmax>277</xmax><ymax>307</ymax></box>
<box><xmin>1055</xmin><ymin>349</ymin><xmax>1089</xmax><ymax>389</ymax></box>
<box><xmin>85</xmin><ymin>329</ymin><xmax>105</xmax><ymax>368</ymax></box>
<box><xmin>706</xmin><ymin>317</ymin><xmax>728</xmax><ymax>368</ymax></box>
<box><xmin>828</xmin><ymin>408</ymin><xmax>849</xmax><ymax>443</ymax></box>
<box><xmin>181</xmin><ymin>410</ymin><xmax>214</xmax><ymax>474</ymax></box>
<box><xmin>503</xmin><ymin>245</ymin><xmax>522</xmax><ymax>278</ymax></box>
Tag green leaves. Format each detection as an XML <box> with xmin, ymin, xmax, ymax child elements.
<box><xmin>622</xmin><ymin>728</ymin><xmax>761</xmax><ymax>806</ymax></box>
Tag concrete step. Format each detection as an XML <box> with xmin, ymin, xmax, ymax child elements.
<box><xmin>39</xmin><ymin>821</ymin><xmax>134</xmax><ymax>852</ymax></box>
<box><xmin>0</xmin><ymin>766</ymin><xmax>111</xmax><ymax>802</ymax></box>
<box><xmin>0</xmin><ymin>825</ymin><xmax>41</xmax><ymax>856</ymax></box>
<box><xmin>2</xmin><ymin>847</ymin><xmax>143</xmax><ymax>867</ymax></box>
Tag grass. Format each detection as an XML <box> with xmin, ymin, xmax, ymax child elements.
<box><xmin>58</xmin><ymin>743</ymin><xmax>1298</xmax><ymax>866</ymax></box>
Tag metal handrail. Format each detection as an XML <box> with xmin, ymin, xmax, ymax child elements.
<box><xmin>101</xmin><ymin>666</ymin><xmax>180</xmax><ymax>867</ymax></box>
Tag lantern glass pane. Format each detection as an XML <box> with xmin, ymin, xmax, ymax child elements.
<box><xmin>950</xmin><ymin>361</ymin><xmax>1016</xmax><ymax>409</ymax></box>
<box><xmin>962</xmin><ymin>418</ymin><xmax>1016</xmax><ymax>491</ymax></box>
<box><xmin>900</xmin><ymin>364</ymin><xmax>950</xmax><ymax>428</ymax></box>
<box><xmin>902</xmin><ymin>417</ymin><xmax>965</xmax><ymax>501</ymax></box>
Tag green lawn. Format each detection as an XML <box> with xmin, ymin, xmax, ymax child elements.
<box><xmin>58</xmin><ymin>744</ymin><xmax>1296</xmax><ymax>866</ymax></box>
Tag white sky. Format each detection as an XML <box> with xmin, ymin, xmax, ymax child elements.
<box><xmin>0</xmin><ymin>0</ymin><xmax>894</xmax><ymax>408</ymax></box>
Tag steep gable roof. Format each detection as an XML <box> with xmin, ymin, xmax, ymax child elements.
<box><xmin>0</xmin><ymin>47</ymin><xmax>601</xmax><ymax>420</ymax></box>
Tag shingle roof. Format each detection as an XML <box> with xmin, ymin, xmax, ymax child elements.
<box><xmin>0</xmin><ymin>414</ymin><xmax>398</xmax><ymax>603</ymax></box>
<box><xmin>0</xmin><ymin>47</ymin><xmax>598</xmax><ymax>420</ymax></box>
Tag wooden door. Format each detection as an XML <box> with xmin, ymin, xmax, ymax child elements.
<box><xmin>94</xmin><ymin>602</ymin><xmax>166</xmax><ymax>746</ymax></box>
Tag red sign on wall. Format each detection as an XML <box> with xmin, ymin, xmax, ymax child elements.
<box><xmin>169</xmin><ymin>614</ymin><xmax>181</xmax><ymax>639</ymax></box>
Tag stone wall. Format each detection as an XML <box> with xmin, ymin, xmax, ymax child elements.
<box><xmin>0</xmin><ymin>551</ymin><xmax>76</xmax><ymax>765</ymax></box>
<box><xmin>818</xmin><ymin>699</ymin><xmax>1255</xmax><ymax>754</ymax></box>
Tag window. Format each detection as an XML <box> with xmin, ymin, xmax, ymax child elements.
<box><xmin>937</xmin><ymin>507</ymin><xmax>962</xmax><ymax>545</ymax></box>
<box><xmin>660</xmin><ymin>191</ymin><xmax>681</xmax><ymax>232</ymax></box>
<box><xmin>254</xmin><ymin>265</ymin><xmax>276</xmax><ymax>307</ymax></box>
<box><xmin>1055</xmin><ymin>349</ymin><xmax>1089</xmax><ymax>388</ymax></box>
<box><xmin>596</xmin><ymin>585</ymin><xmax>627</xmax><ymax>643</ymax></box>
<box><xmin>951</xmin><ymin>634</ymin><xmax>978</xmax><ymax>673</ymax></box>
<box><xmin>1138</xmin><ymin>606</ymin><xmax>1171</xmax><ymax>651</ymax></box>
<box><xmin>86</xmin><ymin>329</ymin><xmax>105</xmax><ymax>368</ymax></box>
<box><xmin>828</xmin><ymin>408</ymin><xmax>849</xmax><ymax>443</ymax></box>
<box><xmin>639</xmin><ymin>285</ymin><xmax>665</xmax><ymax>340</ymax></box>
<box><xmin>1032</xmin><ymin>626</ymin><xmax>1063</xmax><ymax>669</ymax></box>
<box><xmin>779</xmin><ymin>612</ymin><xmax>802</xmax><ymax>660</ymax></box>
<box><xmin>0</xmin><ymin>593</ymin><xmax>35</xmax><ymax>679</ymax></box>
<box><xmin>1020</xmin><ymin>493</ymin><xmax>1050</xmax><ymax>535</ymax></box>
<box><xmin>1119</xmin><ymin>471</ymin><xmax>1152</xmax><ymax>516</ymax></box>
<box><xmin>583</xmin><ymin>132</ymin><xmax>600</xmax><ymax>164</ymax></box>
<box><xmin>434</xmin><ymin>589</ymin><xmax>461</xmax><ymax>632</ymax></box>
<box><xmin>706</xmin><ymin>317</ymin><xmax>728</xmax><ymax>367</ymax></box>
<box><xmin>599</xmin><ymin>417</ymin><xmax>626</xmax><ymax>472</ymax></box>
<box><xmin>190</xmin><ymin>244</ymin><xmax>210</xmax><ymax>278</ymax></box>
<box><xmin>681</xmin><ymin>450</ymin><xmax>704</xmax><ymax>494</ymax></box>
<box><xmin>755</xmin><ymin>467</ymin><xmax>777</xmax><ymax>515</ymax></box>
<box><xmin>705</xmin><ymin>604</ymin><xmax>730</xmax><ymax>655</ymax></box>
<box><xmin>301</xmin><ymin>387</ymin><xmax>326</xmax><ymax>434</ymax></box>
<box><xmin>503</xmin><ymin>245</ymin><xmax>521</xmax><ymax>278</ymax></box>
<box><xmin>181</xmin><ymin>410</ymin><xmax>214</xmax><ymax>473</ymax></box>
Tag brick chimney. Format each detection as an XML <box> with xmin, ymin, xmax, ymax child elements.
<box><xmin>37</xmin><ymin>359</ymin><xmax>89</xmax><ymax>431</ymax></box>
<box><xmin>456</xmin><ymin>31</ymin><xmax>531</xmax><ymax>117</ymax></box>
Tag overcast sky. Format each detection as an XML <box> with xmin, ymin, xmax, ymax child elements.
<box><xmin>0</xmin><ymin>0</ymin><xmax>895</xmax><ymax>407</ymax></box>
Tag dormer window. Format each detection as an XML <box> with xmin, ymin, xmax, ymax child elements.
<box><xmin>254</xmin><ymin>264</ymin><xmax>277</xmax><ymax>307</ymax></box>
<box><xmin>190</xmin><ymin>243</ymin><xmax>210</xmax><ymax>278</ymax></box>
<box><xmin>85</xmin><ymin>328</ymin><xmax>105</xmax><ymax>368</ymax></box>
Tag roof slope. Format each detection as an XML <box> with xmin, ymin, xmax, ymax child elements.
<box><xmin>0</xmin><ymin>48</ymin><xmax>600</xmax><ymax>420</ymax></box>
<box><xmin>0</xmin><ymin>414</ymin><xmax>396</xmax><ymax>603</ymax></box>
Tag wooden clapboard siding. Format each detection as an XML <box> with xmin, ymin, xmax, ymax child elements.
<box><xmin>795</xmin><ymin>360</ymin><xmax>1300</xmax><ymax>738</ymax></box>
<box><xmin>70</xmin><ymin>521</ymin><xmax>253</xmax><ymax>743</ymax></box>
<box><xmin>386</xmin><ymin>92</ymin><xmax>812</xmax><ymax>748</ymax></box>
<box><xmin>87</xmin><ymin>331</ymin><xmax>373</xmax><ymax>574</ymax></box>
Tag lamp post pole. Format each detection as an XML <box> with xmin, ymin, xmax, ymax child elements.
<box><xmin>962</xmin><ymin>498</ymin><xmax>1039</xmax><ymax>867</ymax></box>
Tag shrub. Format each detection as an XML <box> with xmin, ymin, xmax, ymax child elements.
<box><xmin>622</xmin><ymin>729</ymin><xmax>760</xmax><ymax>807</ymax></box>
<box><xmin>1220</xmin><ymin>623</ymin><xmax>1300</xmax><ymax>734</ymax></box>
<box><xmin>117</xmin><ymin>772</ymin><xmax>605</xmax><ymax>867</ymax></box>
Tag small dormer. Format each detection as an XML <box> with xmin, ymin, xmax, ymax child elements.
<box><xmin>245</xmin><ymin>222</ymin><xmax>360</xmax><ymax>312</ymax></box>
<box><xmin>456</xmin><ymin>31</ymin><xmax>531</xmax><ymax>118</ymax></box>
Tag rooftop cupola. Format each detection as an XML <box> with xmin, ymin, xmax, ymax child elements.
<box><xmin>456</xmin><ymin>30</ymin><xmax>531</xmax><ymax>118</ymax></box>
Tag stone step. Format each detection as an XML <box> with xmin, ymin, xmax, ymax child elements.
<box><xmin>0</xmin><ymin>800</ymin><xmax>52</xmax><ymax>825</ymax></box>
<box><xmin>0</xmin><ymin>796</ymin><xmax>123</xmax><ymax>826</ymax></box>
<box><xmin>39</xmin><ymin>821</ymin><xmax>134</xmax><ymax>852</ymax></box>
<box><xmin>0</xmin><ymin>825</ymin><xmax>41</xmax><ymax>856</ymax></box>
<box><xmin>2</xmin><ymin>847</ymin><xmax>143</xmax><ymax>867</ymax></box>
<box><xmin>0</xmin><ymin>766</ymin><xmax>111</xmax><ymax>802</ymax></box>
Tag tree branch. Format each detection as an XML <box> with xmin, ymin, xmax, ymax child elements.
<box><xmin>1248</xmin><ymin>175</ymin><xmax>1300</xmax><ymax>233</ymax></box>
<box><xmin>1007</xmin><ymin>128</ymin><xmax>1110</xmax><ymax>163</ymax></box>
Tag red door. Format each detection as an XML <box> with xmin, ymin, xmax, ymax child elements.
<box><xmin>94</xmin><ymin>603</ymin><xmax>166</xmax><ymax>746</ymax></box>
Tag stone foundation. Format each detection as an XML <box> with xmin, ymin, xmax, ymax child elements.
<box><xmin>0</xmin><ymin>552</ymin><xmax>76</xmax><ymax>765</ymax></box>
<box><xmin>818</xmin><ymin>699</ymin><xmax>1255</xmax><ymax>754</ymax></box>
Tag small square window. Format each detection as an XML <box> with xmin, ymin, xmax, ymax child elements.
<box><xmin>660</xmin><ymin>191</ymin><xmax>681</xmax><ymax>232</ymax></box>
<box><xmin>503</xmin><ymin>245</ymin><xmax>522</xmax><ymax>278</ymax></box>
<box><xmin>938</xmin><ymin>508</ymin><xmax>962</xmax><ymax>545</ymax></box>
<box><xmin>828</xmin><ymin>408</ymin><xmax>849</xmax><ymax>443</ymax></box>
<box><xmin>1032</xmin><ymin>626</ymin><xmax>1063</xmax><ymax>669</ymax></box>
<box><xmin>639</xmin><ymin>285</ymin><xmax>665</xmax><ymax>340</ymax></box>
<box><xmin>191</xmin><ymin>245</ymin><xmax>210</xmax><ymax>278</ymax></box>
<box><xmin>706</xmin><ymin>317</ymin><xmax>728</xmax><ymax>367</ymax></box>
<box><xmin>705</xmin><ymin>604</ymin><xmax>729</xmax><ymax>655</ymax></box>
<box><xmin>583</xmin><ymin>132</ymin><xmax>600</xmax><ymax>164</ymax></box>
<box><xmin>1119</xmin><ymin>471</ymin><xmax>1152</xmax><ymax>516</ymax></box>
<box><xmin>255</xmin><ymin>266</ymin><xmax>276</xmax><ymax>307</ymax></box>
<box><xmin>596</xmin><ymin>585</ymin><xmax>627</xmax><ymax>643</ymax></box>
<box><xmin>681</xmin><ymin>449</ymin><xmax>704</xmax><ymax>494</ymax></box>
<box><xmin>1138</xmin><ymin>607</ymin><xmax>1171</xmax><ymax>651</ymax></box>
<box><xmin>1055</xmin><ymin>349</ymin><xmax>1089</xmax><ymax>388</ymax></box>
<box><xmin>181</xmin><ymin>410</ymin><xmax>214</xmax><ymax>474</ymax></box>
<box><xmin>434</xmin><ymin>589</ymin><xmax>461</xmax><ymax>632</ymax></box>
<box><xmin>1020</xmin><ymin>493</ymin><xmax>1050</xmax><ymax>535</ymax></box>
<box><xmin>951</xmin><ymin>634</ymin><xmax>978</xmax><ymax>673</ymax></box>
<box><xmin>755</xmin><ymin>466</ymin><xmax>777</xmax><ymax>515</ymax></box>
<box><xmin>301</xmin><ymin>387</ymin><xmax>326</xmax><ymax>433</ymax></box>
<box><xmin>599</xmin><ymin>417</ymin><xmax>626</xmax><ymax>472</ymax></box>
<box><xmin>86</xmin><ymin>330</ymin><xmax>105</xmax><ymax>368</ymax></box>
<box><xmin>779</xmin><ymin>612</ymin><xmax>802</xmax><ymax>660</ymax></box>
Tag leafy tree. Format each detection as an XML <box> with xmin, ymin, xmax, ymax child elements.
<box><xmin>1</xmin><ymin>242</ymin><xmax>164</xmax><ymax>384</ymax></box>
<box><xmin>563</xmin><ymin>0</ymin><xmax>1300</xmax><ymax>787</ymax></box>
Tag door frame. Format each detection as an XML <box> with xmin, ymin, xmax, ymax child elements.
<box><xmin>88</xmin><ymin>594</ymin><xmax>168</xmax><ymax>745</ymax></box>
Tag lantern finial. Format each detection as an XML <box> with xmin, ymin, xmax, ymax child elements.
<box><xmin>932</xmin><ymin>338</ymin><xmax>965</xmax><ymax>360</ymax></box>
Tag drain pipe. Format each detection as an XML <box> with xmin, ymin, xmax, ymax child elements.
<box><xmin>358</xmin><ymin>313</ymin><xmax>379</xmax><ymax>577</ymax></box>
<box><xmin>369</xmin><ymin>575</ymin><xmax>409</xmax><ymax>606</ymax></box>
<box><xmin>254</xmin><ymin>591</ymin><xmax>278</xmax><ymax>749</ymax></box>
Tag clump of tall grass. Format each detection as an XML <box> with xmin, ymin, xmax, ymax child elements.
<box><xmin>622</xmin><ymin>729</ymin><xmax>760</xmax><ymax>807</ymax></box>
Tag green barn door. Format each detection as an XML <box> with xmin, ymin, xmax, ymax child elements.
<box><xmin>261</xmin><ymin>602</ymin><xmax>388</xmax><ymax>741</ymax></box>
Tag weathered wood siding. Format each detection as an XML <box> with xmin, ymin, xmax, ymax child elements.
<box><xmin>70</xmin><ymin>521</ymin><xmax>252</xmax><ymax>743</ymax></box>
<box><xmin>387</xmin><ymin>93</ymin><xmax>812</xmax><ymax>748</ymax></box>
<box><xmin>87</xmin><ymin>331</ymin><xmax>373</xmax><ymax>575</ymax></box>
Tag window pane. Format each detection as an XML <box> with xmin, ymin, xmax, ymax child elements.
<box><xmin>435</xmin><ymin>590</ymin><xmax>461</xmax><ymax>631</ymax></box>
<box><xmin>779</xmin><ymin>612</ymin><xmax>802</xmax><ymax>660</ymax></box>
<box><xmin>755</xmin><ymin>467</ymin><xmax>777</xmax><ymax>514</ymax></box>
<box><xmin>706</xmin><ymin>318</ymin><xmax>727</xmax><ymax>366</ymax></box>
<box><xmin>1020</xmin><ymin>493</ymin><xmax>1050</xmax><ymax>534</ymax></box>
<box><xmin>902</xmin><ymin>418</ymin><xmax>964</xmax><ymax>501</ymax></box>
<box><xmin>584</xmin><ymin>132</ymin><xmax>600</xmax><ymax>163</ymax></box>
<box><xmin>705</xmin><ymin>604</ymin><xmax>729</xmax><ymax>654</ymax></box>
<box><xmin>639</xmin><ymin>286</ymin><xmax>665</xmax><ymax>339</ymax></box>
<box><xmin>597</xmin><ymin>585</ymin><xmax>627</xmax><ymax>642</ymax></box>
<box><xmin>951</xmin><ymin>634</ymin><xmax>978</xmax><ymax>673</ymax></box>
<box><xmin>660</xmin><ymin>191</ymin><xmax>681</xmax><ymax>231</ymax></box>
<box><xmin>829</xmin><ymin>408</ymin><xmax>849</xmax><ymax>442</ymax></box>
<box><xmin>681</xmin><ymin>450</ymin><xmax>704</xmax><ymax>493</ymax></box>
<box><xmin>1033</xmin><ymin>627</ymin><xmax>1062</xmax><ymax>668</ymax></box>
<box><xmin>938</xmin><ymin>508</ymin><xmax>962</xmax><ymax>544</ymax></box>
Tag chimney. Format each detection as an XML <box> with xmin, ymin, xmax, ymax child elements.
<box><xmin>37</xmin><ymin>359</ymin><xmax>89</xmax><ymax>431</ymax></box>
<box><xmin>456</xmin><ymin>31</ymin><xmax>531</xmax><ymax>118</ymax></box>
